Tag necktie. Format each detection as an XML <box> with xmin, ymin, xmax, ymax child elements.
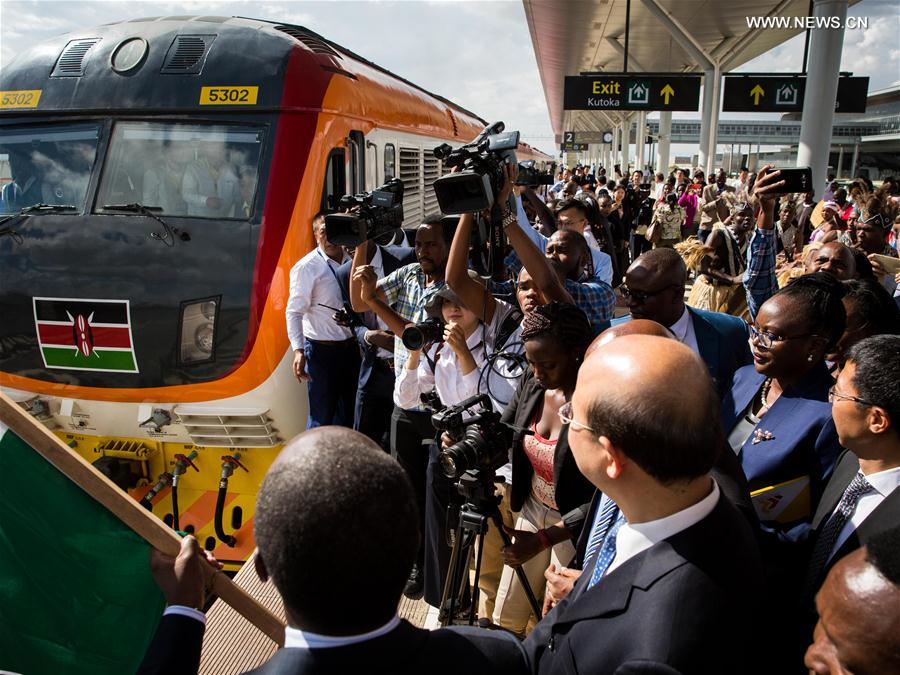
<box><xmin>587</xmin><ymin>516</ymin><xmax>624</xmax><ymax>590</ymax></box>
<box><xmin>804</xmin><ymin>473</ymin><xmax>873</xmax><ymax>594</ymax></box>
<box><xmin>584</xmin><ymin>496</ymin><xmax>620</xmax><ymax>567</ymax></box>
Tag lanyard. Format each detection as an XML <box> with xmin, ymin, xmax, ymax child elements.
<box><xmin>317</xmin><ymin>248</ymin><xmax>350</xmax><ymax>304</ymax></box>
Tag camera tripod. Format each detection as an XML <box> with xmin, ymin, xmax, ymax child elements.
<box><xmin>439</xmin><ymin>469</ymin><xmax>542</xmax><ymax>627</ymax></box>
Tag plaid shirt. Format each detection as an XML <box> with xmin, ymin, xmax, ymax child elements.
<box><xmin>377</xmin><ymin>262</ymin><xmax>445</xmax><ymax>379</ymax></box>
<box><xmin>489</xmin><ymin>277</ymin><xmax>614</xmax><ymax>335</ymax></box>
<box><xmin>742</xmin><ymin>228</ymin><xmax>778</xmax><ymax>321</ymax></box>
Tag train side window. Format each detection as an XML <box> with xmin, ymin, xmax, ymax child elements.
<box><xmin>321</xmin><ymin>148</ymin><xmax>346</xmax><ymax>211</ymax></box>
<box><xmin>95</xmin><ymin>122</ymin><xmax>264</xmax><ymax>220</ymax></box>
<box><xmin>384</xmin><ymin>144</ymin><xmax>396</xmax><ymax>181</ymax></box>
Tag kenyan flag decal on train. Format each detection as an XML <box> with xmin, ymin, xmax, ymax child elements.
<box><xmin>33</xmin><ymin>297</ymin><xmax>139</xmax><ymax>373</ymax></box>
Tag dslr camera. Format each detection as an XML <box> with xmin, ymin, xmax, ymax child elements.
<box><xmin>515</xmin><ymin>160</ymin><xmax>554</xmax><ymax>188</ymax></box>
<box><xmin>432</xmin><ymin>394</ymin><xmax>514</xmax><ymax>479</ymax></box>
<box><xmin>324</xmin><ymin>178</ymin><xmax>405</xmax><ymax>247</ymax></box>
<box><xmin>431</xmin><ymin>121</ymin><xmax>520</xmax><ymax>214</ymax></box>
<box><xmin>401</xmin><ymin>318</ymin><xmax>445</xmax><ymax>351</ymax></box>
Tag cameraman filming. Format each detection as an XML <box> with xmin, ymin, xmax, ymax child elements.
<box><xmin>350</xmin><ymin>216</ymin><xmax>452</xmax><ymax>600</ymax></box>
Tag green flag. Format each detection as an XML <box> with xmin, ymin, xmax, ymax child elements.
<box><xmin>0</xmin><ymin>422</ymin><xmax>165</xmax><ymax>674</ymax></box>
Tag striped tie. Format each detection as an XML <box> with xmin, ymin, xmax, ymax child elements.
<box><xmin>587</xmin><ymin>517</ymin><xmax>624</xmax><ymax>590</ymax></box>
<box><xmin>584</xmin><ymin>496</ymin><xmax>620</xmax><ymax>567</ymax></box>
<box><xmin>803</xmin><ymin>472</ymin><xmax>873</xmax><ymax>596</ymax></box>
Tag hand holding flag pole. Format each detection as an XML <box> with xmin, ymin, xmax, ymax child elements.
<box><xmin>0</xmin><ymin>390</ymin><xmax>286</xmax><ymax>646</ymax></box>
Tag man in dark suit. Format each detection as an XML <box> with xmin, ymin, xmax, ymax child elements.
<box><xmin>138</xmin><ymin>427</ymin><xmax>526</xmax><ymax>675</ymax></box>
<box><xmin>526</xmin><ymin>335</ymin><xmax>764</xmax><ymax>674</ymax></box>
<box><xmin>336</xmin><ymin>240</ymin><xmax>416</xmax><ymax>450</ymax></box>
<box><xmin>804</xmin><ymin>334</ymin><xmax>900</xmax><ymax>598</ymax></box>
<box><xmin>618</xmin><ymin>247</ymin><xmax>751</xmax><ymax>396</ymax></box>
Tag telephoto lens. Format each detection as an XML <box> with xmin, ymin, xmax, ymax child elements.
<box><xmin>401</xmin><ymin>319</ymin><xmax>445</xmax><ymax>351</ymax></box>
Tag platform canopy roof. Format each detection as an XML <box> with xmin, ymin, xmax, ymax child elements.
<box><xmin>524</xmin><ymin>0</ymin><xmax>863</xmax><ymax>141</ymax></box>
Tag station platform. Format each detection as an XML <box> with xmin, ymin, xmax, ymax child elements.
<box><xmin>199</xmin><ymin>553</ymin><xmax>437</xmax><ymax>674</ymax></box>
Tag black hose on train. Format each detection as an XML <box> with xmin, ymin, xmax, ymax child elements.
<box><xmin>214</xmin><ymin>481</ymin><xmax>236</xmax><ymax>547</ymax></box>
<box><xmin>171</xmin><ymin>484</ymin><xmax>180</xmax><ymax>531</ymax></box>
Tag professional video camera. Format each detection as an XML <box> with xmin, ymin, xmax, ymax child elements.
<box><xmin>401</xmin><ymin>318</ymin><xmax>445</xmax><ymax>351</ymax></box>
<box><xmin>515</xmin><ymin>160</ymin><xmax>554</xmax><ymax>188</ymax></box>
<box><xmin>431</xmin><ymin>394</ymin><xmax>541</xmax><ymax>627</ymax></box>
<box><xmin>324</xmin><ymin>178</ymin><xmax>404</xmax><ymax>247</ymax></box>
<box><xmin>432</xmin><ymin>394</ymin><xmax>514</xmax><ymax>479</ymax></box>
<box><xmin>431</xmin><ymin>121</ymin><xmax>520</xmax><ymax>214</ymax></box>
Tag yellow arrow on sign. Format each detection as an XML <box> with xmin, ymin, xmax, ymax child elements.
<box><xmin>750</xmin><ymin>84</ymin><xmax>765</xmax><ymax>106</ymax></box>
<box><xmin>660</xmin><ymin>84</ymin><xmax>675</xmax><ymax>105</ymax></box>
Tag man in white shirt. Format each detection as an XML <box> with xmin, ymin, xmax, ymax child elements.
<box><xmin>525</xmin><ymin>335</ymin><xmax>764</xmax><ymax>673</ymax></box>
<box><xmin>181</xmin><ymin>142</ymin><xmax>240</xmax><ymax>218</ymax></box>
<box><xmin>286</xmin><ymin>213</ymin><xmax>359</xmax><ymax>428</ymax></box>
<box><xmin>804</xmin><ymin>334</ymin><xmax>900</xmax><ymax>596</ymax></box>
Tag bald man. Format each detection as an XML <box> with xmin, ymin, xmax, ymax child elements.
<box><xmin>545</xmin><ymin>321</ymin><xmax>755</xmax><ymax>617</ymax></box>
<box><xmin>585</xmin><ymin>318</ymin><xmax>673</xmax><ymax>356</ymax></box>
<box><xmin>526</xmin><ymin>336</ymin><xmax>764</xmax><ymax>674</ymax></box>
<box><xmin>620</xmin><ymin>248</ymin><xmax>751</xmax><ymax>396</ymax></box>
<box><xmin>139</xmin><ymin>428</ymin><xmax>527</xmax><ymax>675</ymax></box>
<box><xmin>805</xmin><ymin>527</ymin><xmax>900</xmax><ymax>674</ymax></box>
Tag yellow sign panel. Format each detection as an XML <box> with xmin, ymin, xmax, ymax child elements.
<box><xmin>199</xmin><ymin>86</ymin><xmax>259</xmax><ymax>105</ymax></box>
<box><xmin>0</xmin><ymin>90</ymin><xmax>42</xmax><ymax>109</ymax></box>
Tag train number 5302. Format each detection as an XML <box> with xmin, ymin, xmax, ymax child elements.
<box><xmin>0</xmin><ymin>90</ymin><xmax>42</xmax><ymax>109</ymax></box>
<box><xmin>199</xmin><ymin>86</ymin><xmax>259</xmax><ymax>105</ymax></box>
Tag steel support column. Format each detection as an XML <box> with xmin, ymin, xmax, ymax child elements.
<box><xmin>850</xmin><ymin>142</ymin><xmax>859</xmax><ymax>178</ymax></box>
<box><xmin>656</xmin><ymin>111</ymin><xmax>672</xmax><ymax>174</ymax></box>
<box><xmin>698</xmin><ymin>68</ymin><xmax>715</xmax><ymax>171</ymax></box>
<box><xmin>705</xmin><ymin>64</ymin><xmax>722</xmax><ymax>177</ymax></box>
<box><xmin>836</xmin><ymin>145</ymin><xmax>844</xmax><ymax>179</ymax></box>
<box><xmin>637</xmin><ymin>111</ymin><xmax>647</xmax><ymax>172</ymax></box>
<box><xmin>797</xmin><ymin>0</ymin><xmax>848</xmax><ymax>196</ymax></box>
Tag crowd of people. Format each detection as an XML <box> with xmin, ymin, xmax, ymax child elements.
<box><xmin>142</xmin><ymin>161</ymin><xmax>900</xmax><ymax>674</ymax></box>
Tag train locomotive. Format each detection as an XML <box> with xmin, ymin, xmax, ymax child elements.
<box><xmin>0</xmin><ymin>15</ymin><xmax>551</xmax><ymax>568</ymax></box>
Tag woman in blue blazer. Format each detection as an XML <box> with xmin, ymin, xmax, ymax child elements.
<box><xmin>721</xmin><ymin>273</ymin><xmax>846</xmax><ymax>537</ymax></box>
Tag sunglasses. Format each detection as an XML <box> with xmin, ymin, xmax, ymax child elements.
<box><xmin>620</xmin><ymin>283</ymin><xmax>677</xmax><ymax>304</ymax></box>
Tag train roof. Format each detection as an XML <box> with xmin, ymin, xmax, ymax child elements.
<box><xmin>0</xmin><ymin>15</ymin><xmax>487</xmax><ymax>140</ymax></box>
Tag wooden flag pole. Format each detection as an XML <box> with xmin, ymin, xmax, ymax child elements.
<box><xmin>0</xmin><ymin>391</ymin><xmax>285</xmax><ymax>646</ymax></box>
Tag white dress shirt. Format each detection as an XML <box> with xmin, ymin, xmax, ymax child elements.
<box><xmin>284</xmin><ymin>614</ymin><xmax>401</xmax><ymax>649</ymax></box>
<box><xmin>828</xmin><ymin>465</ymin><xmax>900</xmax><ymax>561</ymax></box>
<box><xmin>163</xmin><ymin>605</ymin><xmax>207</xmax><ymax>625</ymax></box>
<box><xmin>163</xmin><ymin>607</ymin><xmax>400</xmax><ymax>650</ymax></box>
<box><xmin>668</xmin><ymin>306</ymin><xmax>700</xmax><ymax>355</ymax></box>
<box><xmin>607</xmin><ymin>480</ymin><xmax>720</xmax><ymax>575</ymax></box>
<box><xmin>286</xmin><ymin>247</ymin><xmax>352</xmax><ymax>350</ymax></box>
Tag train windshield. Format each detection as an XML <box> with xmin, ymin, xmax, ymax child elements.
<box><xmin>0</xmin><ymin>124</ymin><xmax>101</xmax><ymax>214</ymax></box>
<box><xmin>96</xmin><ymin>122</ymin><xmax>264</xmax><ymax>219</ymax></box>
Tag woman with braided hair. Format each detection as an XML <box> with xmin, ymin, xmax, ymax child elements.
<box><xmin>490</xmin><ymin>301</ymin><xmax>596</xmax><ymax>637</ymax></box>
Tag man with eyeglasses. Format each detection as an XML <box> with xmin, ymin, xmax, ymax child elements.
<box><xmin>618</xmin><ymin>247</ymin><xmax>750</xmax><ymax>396</ymax></box>
<box><xmin>525</xmin><ymin>335</ymin><xmax>764</xmax><ymax>674</ymax></box>
<box><xmin>802</xmin><ymin>334</ymin><xmax>900</xmax><ymax>603</ymax></box>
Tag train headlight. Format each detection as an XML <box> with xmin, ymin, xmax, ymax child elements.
<box><xmin>179</xmin><ymin>297</ymin><xmax>219</xmax><ymax>364</ymax></box>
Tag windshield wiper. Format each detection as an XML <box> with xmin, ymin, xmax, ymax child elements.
<box><xmin>0</xmin><ymin>203</ymin><xmax>78</xmax><ymax>242</ymax></box>
<box><xmin>102</xmin><ymin>202</ymin><xmax>190</xmax><ymax>246</ymax></box>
